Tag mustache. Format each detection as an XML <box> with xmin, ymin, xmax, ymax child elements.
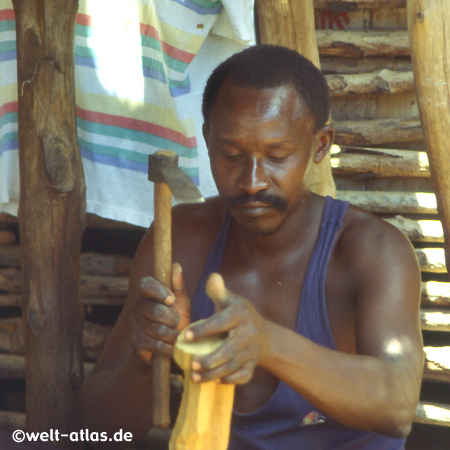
<box><xmin>225</xmin><ymin>192</ymin><xmax>288</xmax><ymax>212</ymax></box>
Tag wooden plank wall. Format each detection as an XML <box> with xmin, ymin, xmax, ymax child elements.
<box><xmin>0</xmin><ymin>0</ymin><xmax>448</xmax><ymax>446</ymax></box>
<box><xmin>314</xmin><ymin>0</ymin><xmax>450</xmax><ymax>437</ymax></box>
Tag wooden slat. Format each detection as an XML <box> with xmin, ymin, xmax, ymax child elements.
<box><xmin>0</xmin><ymin>318</ymin><xmax>111</xmax><ymax>360</ymax></box>
<box><xmin>0</xmin><ymin>245</ymin><xmax>132</xmax><ymax>276</ymax></box>
<box><xmin>317</xmin><ymin>30</ymin><xmax>410</xmax><ymax>58</ymax></box>
<box><xmin>423</xmin><ymin>347</ymin><xmax>450</xmax><ymax>383</ymax></box>
<box><xmin>331</xmin><ymin>148</ymin><xmax>429</xmax><ymax>177</ymax></box>
<box><xmin>416</xmin><ymin>249</ymin><xmax>447</xmax><ymax>274</ymax></box>
<box><xmin>421</xmin><ymin>282</ymin><xmax>450</xmax><ymax>307</ymax></box>
<box><xmin>314</xmin><ymin>0</ymin><xmax>406</xmax><ymax>10</ymax></box>
<box><xmin>336</xmin><ymin>191</ymin><xmax>437</xmax><ymax>214</ymax></box>
<box><xmin>415</xmin><ymin>401</ymin><xmax>450</xmax><ymax>427</ymax></box>
<box><xmin>0</xmin><ymin>353</ymin><xmax>95</xmax><ymax>379</ymax></box>
<box><xmin>334</xmin><ymin>117</ymin><xmax>423</xmax><ymax>146</ymax></box>
<box><xmin>0</xmin><ymin>410</ymin><xmax>25</xmax><ymax>430</ymax></box>
<box><xmin>384</xmin><ymin>217</ymin><xmax>443</xmax><ymax>243</ymax></box>
<box><xmin>421</xmin><ymin>310</ymin><xmax>450</xmax><ymax>332</ymax></box>
<box><xmin>327</xmin><ymin>70</ymin><xmax>414</xmax><ymax>97</ymax></box>
<box><xmin>321</xmin><ymin>57</ymin><xmax>412</xmax><ymax>75</ymax></box>
<box><xmin>0</xmin><ymin>267</ymin><xmax>128</xmax><ymax>297</ymax></box>
<box><xmin>0</xmin><ymin>231</ymin><xmax>15</xmax><ymax>245</ymax></box>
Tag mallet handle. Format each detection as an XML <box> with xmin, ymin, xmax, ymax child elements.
<box><xmin>152</xmin><ymin>180</ymin><xmax>172</xmax><ymax>427</ymax></box>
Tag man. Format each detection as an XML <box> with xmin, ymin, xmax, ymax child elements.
<box><xmin>79</xmin><ymin>45</ymin><xmax>424</xmax><ymax>449</ymax></box>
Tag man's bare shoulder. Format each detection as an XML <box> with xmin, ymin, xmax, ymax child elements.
<box><xmin>335</xmin><ymin>204</ymin><xmax>420</xmax><ymax>289</ymax></box>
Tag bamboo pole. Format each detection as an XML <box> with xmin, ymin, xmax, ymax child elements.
<box><xmin>12</xmin><ymin>0</ymin><xmax>85</xmax><ymax>445</ymax></box>
<box><xmin>255</xmin><ymin>0</ymin><xmax>336</xmax><ymax>198</ymax></box>
<box><xmin>407</xmin><ymin>0</ymin><xmax>450</xmax><ymax>279</ymax></box>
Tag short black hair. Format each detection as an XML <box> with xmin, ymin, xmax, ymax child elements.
<box><xmin>202</xmin><ymin>44</ymin><xmax>330</xmax><ymax>131</ymax></box>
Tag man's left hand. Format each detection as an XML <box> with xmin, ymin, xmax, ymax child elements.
<box><xmin>183</xmin><ymin>273</ymin><xmax>270</xmax><ymax>385</ymax></box>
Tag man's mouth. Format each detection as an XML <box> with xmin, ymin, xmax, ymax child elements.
<box><xmin>225</xmin><ymin>193</ymin><xmax>288</xmax><ymax>212</ymax></box>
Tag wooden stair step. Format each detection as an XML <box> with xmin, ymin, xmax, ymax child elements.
<box><xmin>334</xmin><ymin>117</ymin><xmax>422</xmax><ymax>147</ymax></box>
<box><xmin>384</xmin><ymin>217</ymin><xmax>443</xmax><ymax>243</ymax></box>
<box><xmin>336</xmin><ymin>191</ymin><xmax>437</xmax><ymax>214</ymax></box>
<box><xmin>317</xmin><ymin>30</ymin><xmax>410</xmax><ymax>58</ymax></box>
<box><xmin>423</xmin><ymin>346</ymin><xmax>450</xmax><ymax>383</ymax></box>
<box><xmin>421</xmin><ymin>310</ymin><xmax>450</xmax><ymax>332</ymax></box>
<box><xmin>421</xmin><ymin>282</ymin><xmax>450</xmax><ymax>307</ymax></box>
<box><xmin>314</xmin><ymin>0</ymin><xmax>406</xmax><ymax>11</ymax></box>
<box><xmin>415</xmin><ymin>401</ymin><xmax>450</xmax><ymax>427</ymax></box>
<box><xmin>327</xmin><ymin>70</ymin><xmax>414</xmax><ymax>97</ymax></box>
<box><xmin>331</xmin><ymin>147</ymin><xmax>429</xmax><ymax>177</ymax></box>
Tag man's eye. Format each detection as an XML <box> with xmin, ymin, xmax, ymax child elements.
<box><xmin>222</xmin><ymin>152</ymin><xmax>242</xmax><ymax>160</ymax></box>
<box><xmin>269</xmin><ymin>154</ymin><xmax>289</xmax><ymax>162</ymax></box>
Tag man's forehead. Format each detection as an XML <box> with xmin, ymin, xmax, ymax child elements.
<box><xmin>213</xmin><ymin>81</ymin><xmax>312</xmax><ymax>122</ymax></box>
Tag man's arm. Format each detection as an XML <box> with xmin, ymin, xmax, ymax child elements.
<box><xmin>78</xmin><ymin>226</ymin><xmax>190</xmax><ymax>447</ymax></box>
<box><xmin>186</xmin><ymin>219</ymin><xmax>424</xmax><ymax>438</ymax></box>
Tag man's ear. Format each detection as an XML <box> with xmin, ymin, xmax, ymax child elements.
<box><xmin>313</xmin><ymin>124</ymin><xmax>335</xmax><ymax>164</ymax></box>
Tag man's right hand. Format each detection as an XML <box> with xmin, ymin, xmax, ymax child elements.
<box><xmin>130</xmin><ymin>263</ymin><xmax>191</xmax><ymax>364</ymax></box>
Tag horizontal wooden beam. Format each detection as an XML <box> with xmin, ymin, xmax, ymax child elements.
<box><xmin>321</xmin><ymin>57</ymin><xmax>412</xmax><ymax>76</ymax></box>
<box><xmin>423</xmin><ymin>346</ymin><xmax>450</xmax><ymax>383</ymax></box>
<box><xmin>421</xmin><ymin>282</ymin><xmax>450</xmax><ymax>307</ymax></box>
<box><xmin>331</xmin><ymin>148</ymin><xmax>429</xmax><ymax>177</ymax></box>
<box><xmin>384</xmin><ymin>217</ymin><xmax>443</xmax><ymax>243</ymax></box>
<box><xmin>0</xmin><ymin>353</ymin><xmax>95</xmax><ymax>379</ymax></box>
<box><xmin>317</xmin><ymin>30</ymin><xmax>410</xmax><ymax>58</ymax></box>
<box><xmin>415</xmin><ymin>401</ymin><xmax>450</xmax><ymax>427</ymax></box>
<box><xmin>0</xmin><ymin>245</ymin><xmax>132</xmax><ymax>276</ymax></box>
<box><xmin>421</xmin><ymin>309</ymin><xmax>450</xmax><ymax>332</ymax></box>
<box><xmin>416</xmin><ymin>249</ymin><xmax>447</xmax><ymax>274</ymax></box>
<box><xmin>314</xmin><ymin>0</ymin><xmax>406</xmax><ymax>10</ymax></box>
<box><xmin>334</xmin><ymin>118</ymin><xmax>423</xmax><ymax>146</ymax></box>
<box><xmin>0</xmin><ymin>318</ymin><xmax>111</xmax><ymax>360</ymax></box>
<box><xmin>327</xmin><ymin>70</ymin><xmax>414</xmax><ymax>97</ymax></box>
<box><xmin>0</xmin><ymin>410</ymin><xmax>25</xmax><ymax>430</ymax></box>
<box><xmin>336</xmin><ymin>191</ymin><xmax>437</xmax><ymax>214</ymax></box>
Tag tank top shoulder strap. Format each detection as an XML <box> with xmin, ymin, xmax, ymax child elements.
<box><xmin>297</xmin><ymin>196</ymin><xmax>350</xmax><ymax>348</ymax></box>
<box><xmin>190</xmin><ymin>211</ymin><xmax>233</xmax><ymax>321</ymax></box>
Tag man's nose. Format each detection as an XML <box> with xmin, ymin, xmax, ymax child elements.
<box><xmin>237</xmin><ymin>157</ymin><xmax>270</xmax><ymax>194</ymax></box>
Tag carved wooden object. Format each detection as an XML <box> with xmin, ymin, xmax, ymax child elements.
<box><xmin>169</xmin><ymin>321</ymin><xmax>235</xmax><ymax>450</ymax></box>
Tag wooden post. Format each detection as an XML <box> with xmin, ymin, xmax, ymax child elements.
<box><xmin>12</xmin><ymin>0</ymin><xmax>86</xmax><ymax>445</ymax></box>
<box><xmin>255</xmin><ymin>0</ymin><xmax>336</xmax><ymax>198</ymax></box>
<box><xmin>169</xmin><ymin>321</ymin><xmax>235</xmax><ymax>450</ymax></box>
<box><xmin>407</xmin><ymin>0</ymin><xmax>450</xmax><ymax>278</ymax></box>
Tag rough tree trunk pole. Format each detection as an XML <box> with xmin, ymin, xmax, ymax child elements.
<box><xmin>12</xmin><ymin>0</ymin><xmax>86</xmax><ymax>445</ymax></box>
<box><xmin>407</xmin><ymin>0</ymin><xmax>450</xmax><ymax>278</ymax></box>
<box><xmin>255</xmin><ymin>0</ymin><xmax>336</xmax><ymax>198</ymax></box>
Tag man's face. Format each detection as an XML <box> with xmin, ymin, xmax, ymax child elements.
<box><xmin>203</xmin><ymin>80</ymin><xmax>332</xmax><ymax>235</ymax></box>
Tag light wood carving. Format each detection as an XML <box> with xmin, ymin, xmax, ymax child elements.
<box><xmin>169</xmin><ymin>321</ymin><xmax>235</xmax><ymax>450</ymax></box>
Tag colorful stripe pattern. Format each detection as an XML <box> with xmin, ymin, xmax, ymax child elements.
<box><xmin>0</xmin><ymin>0</ymin><xmax>227</xmax><ymax>223</ymax></box>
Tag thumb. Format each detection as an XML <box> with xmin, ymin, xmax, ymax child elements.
<box><xmin>205</xmin><ymin>273</ymin><xmax>233</xmax><ymax>313</ymax></box>
<box><xmin>171</xmin><ymin>263</ymin><xmax>191</xmax><ymax>330</ymax></box>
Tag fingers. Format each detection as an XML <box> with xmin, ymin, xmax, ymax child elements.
<box><xmin>140</xmin><ymin>276</ymin><xmax>175</xmax><ymax>306</ymax></box>
<box><xmin>205</xmin><ymin>273</ymin><xmax>233</xmax><ymax>312</ymax></box>
<box><xmin>191</xmin><ymin>348</ymin><xmax>256</xmax><ymax>385</ymax></box>
<box><xmin>171</xmin><ymin>263</ymin><xmax>191</xmax><ymax>331</ymax></box>
<box><xmin>132</xmin><ymin>273</ymin><xmax>183</xmax><ymax>363</ymax></box>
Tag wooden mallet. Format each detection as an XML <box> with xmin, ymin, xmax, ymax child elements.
<box><xmin>148</xmin><ymin>150</ymin><xmax>204</xmax><ymax>427</ymax></box>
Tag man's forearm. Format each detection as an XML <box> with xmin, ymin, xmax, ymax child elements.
<box><xmin>262</xmin><ymin>322</ymin><xmax>421</xmax><ymax>438</ymax></box>
<box><xmin>79</xmin><ymin>354</ymin><xmax>153</xmax><ymax>449</ymax></box>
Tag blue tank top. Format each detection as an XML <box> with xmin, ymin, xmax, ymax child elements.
<box><xmin>191</xmin><ymin>196</ymin><xmax>406</xmax><ymax>450</ymax></box>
